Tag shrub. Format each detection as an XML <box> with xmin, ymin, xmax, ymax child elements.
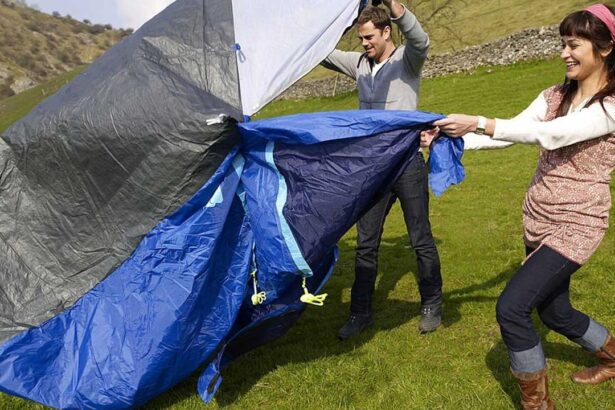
<box><xmin>2</xmin><ymin>0</ymin><xmax>16</xmax><ymax>9</ymax></box>
<box><xmin>32</xmin><ymin>63</ymin><xmax>48</xmax><ymax>78</ymax></box>
<box><xmin>73</xmin><ymin>54</ymin><xmax>83</xmax><ymax>65</ymax></box>
<box><xmin>120</xmin><ymin>28</ymin><xmax>134</xmax><ymax>37</ymax></box>
<box><xmin>26</xmin><ymin>22</ymin><xmax>40</xmax><ymax>32</ymax></box>
<box><xmin>46</xmin><ymin>35</ymin><xmax>57</xmax><ymax>48</ymax></box>
<box><xmin>88</xmin><ymin>24</ymin><xmax>105</xmax><ymax>35</ymax></box>
<box><xmin>0</xmin><ymin>81</ymin><xmax>16</xmax><ymax>99</ymax></box>
<box><xmin>58</xmin><ymin>51</ymin><xmax>71</xmax><ymax>64</ymax></box>
<box><xmin>17</xmin><ymin>52</ymin><xmax>36</xmax><ymax>69</ymax></box>
<box><xmin>3</xmin><ymin>34</ymin><xmax>16</xmax><ymax>47</ymax></box>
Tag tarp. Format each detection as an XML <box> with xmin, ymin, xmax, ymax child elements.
<box><xmin>0</xmin><ymin>110</ymin><xmax>461</xmax><ymax>408</ymax></box>
<box><xmin>0</xmin><ymin>0</ymin><xmax>361</xmax><ymax>347</ymax></box>
<box><xmin>0</xmin><ymin>0</ymin><xmax>465</xmax><ymax>407</ymax></box>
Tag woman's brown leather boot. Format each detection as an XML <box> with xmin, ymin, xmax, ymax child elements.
<box><xmin>572</xmin><ymin>334</ymin><xmax>615</xmax><ymax>384</ymax></box>
<box><xmin>511</xmin><ymin>368</ymin><xmax>555</xmax><ymax>410</ymax></box>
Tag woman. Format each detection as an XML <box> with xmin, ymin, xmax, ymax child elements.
<box><xmin>429</xmin><ymin>4</ymin><xmax>615</xmax><ymax>409</ymax></box>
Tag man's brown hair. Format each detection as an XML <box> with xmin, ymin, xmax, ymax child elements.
<box><xmin>358</xmin><ymin>5</ymin><xmax>391</xmax><ymax>31</ymax></box>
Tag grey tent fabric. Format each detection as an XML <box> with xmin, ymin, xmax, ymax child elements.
<box><xmin>0</xmin><ymin>0</ymin><xmax>243</xmax><ymax>343</ymax></box>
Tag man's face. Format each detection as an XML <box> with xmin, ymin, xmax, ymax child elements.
<box><xmin>358</xmin><ymin>21</ymin><xmax>391</xmax><ymax>62</ymax></box>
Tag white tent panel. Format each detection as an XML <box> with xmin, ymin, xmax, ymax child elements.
<box><xmin>232</xmin><ymin>0</ymin><xmax>360</xmax><ymax>117</ymax></box>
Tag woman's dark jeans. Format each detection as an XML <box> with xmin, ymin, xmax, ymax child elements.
<box><xmin>496</xmin><ymin>245</ymin><xmax>589</xmax><ymax>353</ymax></box>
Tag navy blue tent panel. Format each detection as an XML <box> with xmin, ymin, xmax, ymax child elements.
<box><xmin>275</xmin><ymin>128</ymin><xmax>420</xmax><ymax>268</ymax></box>
<box><xmin>0</xmin><ymin>110</ymin><xmax>464</xmax><ymax>408</ymax></box>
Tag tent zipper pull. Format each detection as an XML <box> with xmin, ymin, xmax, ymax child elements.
<box><xmin>250</xmin><ymin>270</ymin><xmax>267</xmax><ymax>305</ymax></box>
<box><xmin>300</xmin><ymin>277</ymin><xmax>327</xmax><ymax>306</ymax></box>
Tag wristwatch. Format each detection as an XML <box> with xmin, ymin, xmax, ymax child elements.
<box><xmin>475</xmin><ymin>116</ymin><xmax>487</xmax><ymax>135</ymax></box>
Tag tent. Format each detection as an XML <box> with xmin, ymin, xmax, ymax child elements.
<box><xmin>0</xmin><ymin>0</ymin><xmax>463</xmax><ymax>408</ymax></box>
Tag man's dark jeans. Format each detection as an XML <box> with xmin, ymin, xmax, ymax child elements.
<box><xmin>350</xmin><ymin>153</ymin><xmax>442</xmax><ymax>314</ymax></box>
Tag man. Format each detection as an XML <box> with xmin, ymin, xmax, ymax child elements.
<box><xmin>322</xmin><ymin>0</ymin><xmax>442</xmax><ymax>339</ymax></box>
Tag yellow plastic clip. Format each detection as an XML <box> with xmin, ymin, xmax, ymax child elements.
<box><xmin>250</xmin><ymin>270</ymin><xmax>267</xmax><ymax>305</ymax></box>
<box><xmin>300</xmin><ymin>277</ymin><xmax>328</xmax><ymax>306</ymax></box>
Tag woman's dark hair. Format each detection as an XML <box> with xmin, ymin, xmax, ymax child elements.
<box><xmin>557</xmin><ymin>4</ymin><xmax>615</xmax><ymax>117</ymax></box>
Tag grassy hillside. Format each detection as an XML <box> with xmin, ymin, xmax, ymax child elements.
<box><xmin>0</xmin><ymin>0</ymin><xmax>129</xmax><ymax>98</ymax></box>
<box><xmin>0</xmin><ymin>66</ymin><xmax>84</xmax><ymax>132</ymax></box>
<box><xmin>4</xmin><ymin>56</ymin><xmax>615</xmax><ymax>409</ymax></box>
<box><xmin>414</xmin><ymin>0</ymin><xmax>595</xmax><ymax>54</ymax></box>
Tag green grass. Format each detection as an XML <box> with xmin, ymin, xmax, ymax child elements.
<box><xmin>3</xmin><ymin>57</ymin><xmax>615</xmax><ymax>409</ymax></box>
<box><xmin>0</xmin><ymin>66</ymin><xmax>84</xmax><ymax>133</ymax></box>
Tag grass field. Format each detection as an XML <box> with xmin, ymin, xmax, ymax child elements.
<box><xmin>2</xmin><ymin>57</ymin><xmax>615</xmax><ymax>409</ymax></box>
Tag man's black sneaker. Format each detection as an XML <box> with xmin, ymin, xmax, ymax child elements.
<box><xmin>337</xmin><ymin>313</ymin><xmax>374</xmax><ymax>340</ymax></box>
<box><xmin>419</xmin><ymin>303</ymin><xmax>442</xmax><ymax>334</ymax></box>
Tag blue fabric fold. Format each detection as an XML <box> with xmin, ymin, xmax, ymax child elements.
<box><xmin>241</xmin><ymin>109</ymin><xmax>465</xmax><ymax>197</ymax></box>
<box><xmin>429</xmin><ymin>134</ymin><xmax>465</xmax><ymax>197</ymax></box>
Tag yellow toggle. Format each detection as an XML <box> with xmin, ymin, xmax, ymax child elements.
<box><xmin>300</xmin><ymin>277</ymin><xmax>328</xmax><ymax>306</ymax></box>
<box><xmin>250</xmin><ymin>270</ymin><xmax>267</xmax><ymax>306</ymax></box>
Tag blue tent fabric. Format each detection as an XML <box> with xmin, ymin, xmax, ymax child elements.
<box><xmin>240</xmin><ymin>109</ymin><xmax>442</xmax><ymax>144</ymax></box>
<box><xmin>429</xmin><ymin>135</ymin><xmax>466</xmax><ymax>197</ymax></box>
<box><xmin>0</xmin><ymin>110</ymin><xmax>464</xmax><ymax>408</ymax></box>
<box><xmin>0</xmin><ymin>148</ymin><xmax>253</xmax><ymax>408</ymax></box>
<box><xmin>274</xmin><ymin>129</ymin><xmax>419</xmax><ymax>268</ymax></box>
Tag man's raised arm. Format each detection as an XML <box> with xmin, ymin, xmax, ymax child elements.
<box><xmin>386</xmin><ymin>0</ymin><xmax>429</xmax><ymax>74</ymax></box>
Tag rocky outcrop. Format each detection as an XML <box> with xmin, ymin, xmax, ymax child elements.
<box><xmin>423</xmin><ymin>26</ymin><xmax>560</xmax><ymax>78</ymax></box>
<box><xmin>9</xmin><ymin>76</ymin><xmax>35</xmax><ymax>94</ymax></box>
<box><xmin>280</xmin><ymin>25</ymin><xmax>561</xmax><ymax>100</ymax></box>
<box><xmin>0</xmin><ymin>63</ymin><xmax>10</xmax><ymax>81</ymax></box>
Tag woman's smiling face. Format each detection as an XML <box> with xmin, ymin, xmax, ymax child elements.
<box><xmin>560</xmin><ymin>35</ymin><xmax>608</xmax><ymax>82</ymax></box>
